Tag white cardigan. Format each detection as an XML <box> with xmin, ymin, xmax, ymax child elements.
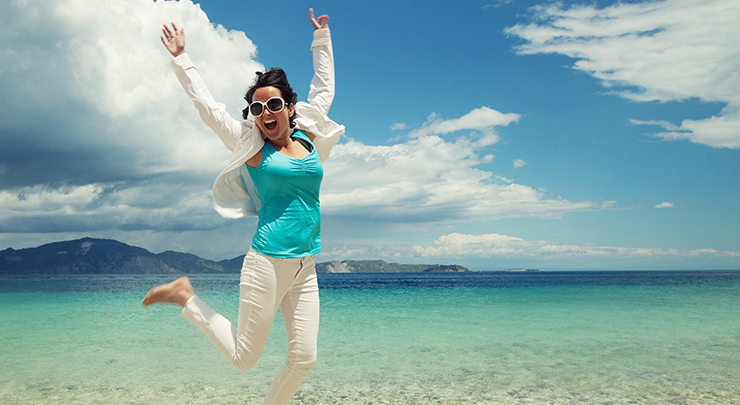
<box><xmin>171</xmin><ymin>28</ymin><xmax>344</xmax><ymax>218</ymax></box>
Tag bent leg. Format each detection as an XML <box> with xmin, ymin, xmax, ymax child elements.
<box><xmin>262</xmin><ymin>256</ymin><xmax>320</xmax><ymax>405</ymax></box>
<box><xmin>181</xmin><ymin>250</ymin><xmax>280</xmax><ymax>371</ymax></box>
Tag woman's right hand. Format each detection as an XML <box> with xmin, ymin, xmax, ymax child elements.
<box><xmin>161</xmin><ymin>22</ymin><xmax>185</xmax><ymax>57</ymax></box>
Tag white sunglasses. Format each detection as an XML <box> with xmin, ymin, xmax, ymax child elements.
<box><xmin>249</xmin><ymin>97</ymin><xmax>286</xmax><ymax>117</ymax></box>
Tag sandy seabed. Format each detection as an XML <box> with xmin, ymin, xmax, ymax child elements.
<box><xmin>4</xmin><ymin>371</ymin><xmax>738</xmax><ymax>405</ymax></box>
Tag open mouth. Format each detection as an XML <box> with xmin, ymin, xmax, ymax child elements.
<box><xmin>264</xmin><ymin>120</ymin><xmax>277</xmax><ymax>130</ymax></box>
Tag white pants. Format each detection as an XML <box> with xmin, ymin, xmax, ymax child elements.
<box><xmin>181</xmin><ymin>249</ymin><xmax>320</xmax><ymax>405</ymax></box>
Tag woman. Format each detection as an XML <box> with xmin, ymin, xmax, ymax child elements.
<box><xmin>142</xmin><ymin>9</ymin><xmax>343</xmax><ymax>405</ymax></box>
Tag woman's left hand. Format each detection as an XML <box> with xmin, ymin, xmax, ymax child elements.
<box><xmin>309</xmin><ymin>8</ymin><xmax>329</xmax><ymax>30</ymax></box>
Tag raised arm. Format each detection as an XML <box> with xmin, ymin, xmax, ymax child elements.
<box><xmin>163</xmin><ymin>22</ymin><xmax>245</xmax><ymax>151</ymax></box>
<box><xmin>306</xmin><ymin>9</ymin><xmax>335</xmax><ymax>116</ymax></box>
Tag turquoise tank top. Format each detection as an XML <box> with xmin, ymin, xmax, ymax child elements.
<box><xmin>246</xmin><ymin>131</ymin><xmax>323</xmax><ymax>258</ymax></box>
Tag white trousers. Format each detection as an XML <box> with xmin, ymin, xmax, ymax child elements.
<box><xmin>181</xmin><ymin>249</ymin><xmax>320</xmax><ymax>405</ymax></box>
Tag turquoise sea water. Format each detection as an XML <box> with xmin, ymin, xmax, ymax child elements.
<box><xmin>1</xmin><ymin>271</ymin><xmax>739</xmax><ymax>404</ymax></box>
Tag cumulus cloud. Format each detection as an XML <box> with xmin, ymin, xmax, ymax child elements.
<box><xmin>655</xmin><ymin>202</ymin><xmax>674</xmax><ymax>209</ymax></box>
<box><xmin>321</xmin><ymin>136</ymin><xmax>608</xmax><ymax>223</ymax></box>
<box><xmin>413</xmin><ymin>233</ymin><xmax>529</xmax><ymax>257</ymax></box>
<box><xmin>0</xmin><ymin>0</ymin><xmax>262</xmax><ymax>233</ymax></box>
<box><xmin>0</xmin><ymin>181</ymin><xmax>221</xmax><ymax>233</ymax></box>
<box><xmin>513</xmin><ymin>159</ymin><xmax>527</xmax><ymax>168</ymax></box>
<box><xmin>391</xmin><ymin>123</ymin><xmax>407</xmax><ymax>131</ymax></box>
<box><xmin>320</xmin><ymin>105</ymin><xmax>606</xmax><ymax>224</ymax></box>
<box><xmin>506</xmin><ymin>0</ymin><xmax>740</xmax><ymax>149</ymax></box>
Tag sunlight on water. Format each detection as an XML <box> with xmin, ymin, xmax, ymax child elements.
<box><xmin>1</xmin><ymin>272</ymin><xmax>739</xmax><ymax>404</ymax></box>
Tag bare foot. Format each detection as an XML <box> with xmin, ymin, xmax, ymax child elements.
<box><xmin>142</xmin><ymin>277</ymin><xmax>195</xmax><ymax>307</ymax></box>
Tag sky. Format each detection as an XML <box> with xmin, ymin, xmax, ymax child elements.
<box><xmin>1</xmin><ymin>0</ymin><xmax>739</xmax><ymax>270</ymax></box>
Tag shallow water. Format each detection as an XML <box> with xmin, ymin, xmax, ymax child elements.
<box><xmin>1</xmin><ymin>271</ymin><xmax>739</xmax><ymax>404</ymax></box>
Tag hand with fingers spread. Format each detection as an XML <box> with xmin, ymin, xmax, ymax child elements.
<box><xmin>161</xmin><ymin>22</ymin><xmax>185</xmax><ymax>57</ymax></box>
<box><xmin>309</xmin><ymin>8</ymin><xmax>329</xmax><ymax>30</ymax></box>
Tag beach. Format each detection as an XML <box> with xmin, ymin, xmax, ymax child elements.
<box><xmin>1</xmin><ymin>271</ymin><xmax>739</xmax><ymax>404</ymax></box>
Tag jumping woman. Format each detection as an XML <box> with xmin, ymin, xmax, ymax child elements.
<box><xmin>143</xmin><ymin>9</ymin><xmax>343</xmax><ymax>405</ymax></box>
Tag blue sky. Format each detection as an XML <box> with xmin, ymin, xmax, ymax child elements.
<box><xmin>1</xmin><ymin>0</ymin><xmax>738</xmax><ymax>270</ymax></box>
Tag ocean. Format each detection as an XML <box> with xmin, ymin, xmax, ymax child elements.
<box><xmin>1</xmin><ymin>270</ymin><xmax>738</xmax><ymax>404</ymax></box>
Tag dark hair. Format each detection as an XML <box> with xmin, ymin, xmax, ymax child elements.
<box><xmin>243</xmin><ymin>68</ymin><xmax>298</xmax><ymax>127</ymax></box>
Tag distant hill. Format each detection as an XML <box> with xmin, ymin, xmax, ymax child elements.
<box><xmin>0</xmin><ymin>238</ymin><xmax>468</xmax><ymax>274</ymax></box>
<box><xmin>0</xmin><ymin>237</ymin><xmax>236</xmax><ymax>275</ymax></box>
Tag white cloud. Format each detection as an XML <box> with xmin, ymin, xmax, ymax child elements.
<box><xmin>391</xmin><ymin>123</ymin><xmax>407</xmax><ymax>131</ymax></box>
<box><xmin>473</xmin><ymin>130</ymin><xmax>501</xmax><ymax>148</ymax></box>
<box><xmin>412</xmin><ymin>233</ymin><xmax>529</xmax><ymax>257</ymax></box>
<box><xmin>320</xmin><ymin>106</ymin><xmax>592</xmax><ymax>224</ymax></box>
<box><xmin>655</xmin><ymin>202</ymin><xmax>674</xmax><ymax>209</ymax></box>
<box><xmin>408</xmin><ymin>107</ymin><xmax>520</xmax><ymax>138</ymax></box>
<box><xmin>0</xmin><ymin>0</ymin><xmax>262</xmax><ymax>232</ymax></box>
<box><xmin>0</xmin><ymin>182</ymin><xmax>221</xmax><ymax>233</ymax></box>
<box><xmin>322</xmin><ymin>135</ymin><xmax>607</xmax><ymax>223</ymax></box>
<box><xmin>319</xmin><ymin>231</ymin><xmax>740</xmax><ymax>269</ymax></box>
<box><xmin>506</xmin><ymin>0</ymin><xmax>740</xmax><ymax>149</ymax></box>
<box><xmin>483</xmin><ymin>0</ymin><xmax>513</xmax><ymax>10</ymax></box>
<box><xmin>513</xmin><ymin>159</ymin><xmax>527</xmax><ymax>168</ymax></box>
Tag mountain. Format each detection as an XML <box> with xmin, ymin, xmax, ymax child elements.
<box><xmin>0</xmin><ymin>237</ymin><xmax>232</xmax><ymax>275</ymax></box>
<box><xmin>0</xmin><ymin>238</ymin><xmax>468</xmax><ymax>274</ymax></box>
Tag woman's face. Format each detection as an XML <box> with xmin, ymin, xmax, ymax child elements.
<box><xmin>252</xmin><ymin>86</ymin><xmax>294</xmax><ymax>142</ymax></box>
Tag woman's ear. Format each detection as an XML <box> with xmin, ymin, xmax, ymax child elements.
<box><xmin>288</xmin><ymin>103</ymin><xmax>295</xmax><ymax>117</ymax></box>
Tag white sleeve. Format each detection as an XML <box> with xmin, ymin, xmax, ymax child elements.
<box><xmin>307</xmin><ymin>28</ymin><xmax>335</xmax><ymax>115</ymax></box>
<box><xmin>170</xmin><ymin>53</ymin><xmax>252</xmax><ymax>151</ymax></box>
<box><xmin>293</xmin><ymin>28</ymin><xmax>345</xmax><ymax>161</ymax></box>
